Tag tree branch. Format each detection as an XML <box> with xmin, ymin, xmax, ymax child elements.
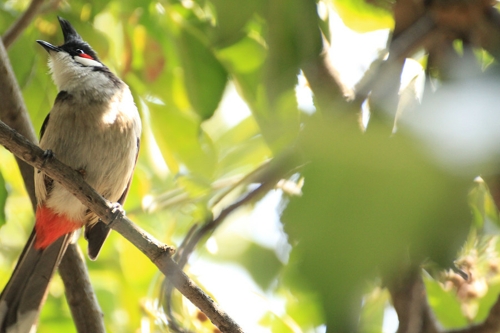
<box><xmin>301</xmin><ymin>45</ymin><xmax>353</xmax><ymax>114</ymax></box>
<box><xmin>2</xmin><ymin>0</ymin><xmax>45</xmax><ymax>49</ymax></box>
<box><xmin>162</xmin><ymin>155</ymin><xmax>297</xmax><ymax>332</ymax></box>
<box><xmin>0</xmin><ymin>119</ymin><xmax>244</xmax><ymax>333</ymax></box>
<box><xmin>387</xmin><ymin>267</ymin><xmax>439</xmax><ymax>333</ymax></box>
<box><xmin>59</xmin><ymin>245</ymin><xmax>106</xmax><ymax>333</ymax></box>
<box><xmin>0</xmin><ymin>38</ymin><xmax>37</xmax><ymax>208</ymax></box>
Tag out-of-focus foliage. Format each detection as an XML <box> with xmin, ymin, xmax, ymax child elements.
<box><xmin>332</xmin><ymin>0</ymin><xmax>394</xmax><ymax>32</ymax></box>
<box><xmin>1</xmin><ymin>0</ymin><xmax>499</xmax><ymax>332</ymax></box>
<box><xmin>0</xmin><ymin>171</ymin><xmax>7</xmax><ymax>228</ymax></box>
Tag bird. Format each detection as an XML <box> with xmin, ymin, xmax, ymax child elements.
<box><xmin>0</xmin><ymin>17</ymin><xmax>142</xmax><ymax>332</ymax></box>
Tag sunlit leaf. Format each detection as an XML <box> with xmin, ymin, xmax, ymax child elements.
<box><xmin>425</xmin><ymin>276</ymin><xmax>468</xmax><ymax>328</ymax></box>
<box><xmin>0</xmin><ymin>171</ymin><xmax>7</xmax><ymax>228</ymax></box>
<box><xmin>332</xmin><ymin>0</ymin><xmax>394</xmax><ymax>32</ymax></box>
<box><xmin>148</xmin><ymin>102</ymin><xmax>217</xmax><ymax>179</ymax></box>
<box><xmin>359</xmin><ymin>288</ymin><xmax>388</xmax><ymax>333</ymax></box>
<box><xmin>217</xmin><ymin>36</ymin><xmax>266</xmax><ymax>74</ymax></box>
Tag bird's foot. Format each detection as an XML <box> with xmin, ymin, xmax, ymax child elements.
<box><xmin>107</xmin><ymin>202</ymin><xmax>125</xmax><ymax>228</ymax></box>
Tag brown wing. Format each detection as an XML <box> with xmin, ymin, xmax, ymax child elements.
<box><xmin>85</xmin><ymin>137</ymin><xmax>140</xmax><ymax>260</ymax></box>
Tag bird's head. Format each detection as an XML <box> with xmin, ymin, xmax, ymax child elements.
<box><xmin>37</xmin><ymin>17</ymin><xmax>109</xmax><ymax>92</ymax></box>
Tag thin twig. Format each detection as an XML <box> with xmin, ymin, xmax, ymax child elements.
<box><xmin>0</xmin><ymin>119</ymin><xmax>244</xmax><ymax>333</ymax></box>
<box><xmin>2</xmin><ymin>0</ymin><xmax>46</xmax><ymax>49</ymax></box>
<box><xmin>353</xmin><ymin>13</ymin><xmax>436</xmax><ymax>108</ymax></box>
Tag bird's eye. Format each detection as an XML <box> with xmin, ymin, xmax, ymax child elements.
<box><xmin>75</xmin><ymin>49</ymin><xmax>93</xmax><ymax>60</ymax></box>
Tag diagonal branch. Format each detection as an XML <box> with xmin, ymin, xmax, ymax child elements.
<box><xmin>0</xmin><ymin>119</ymin><xmax>244</xmax><ymax>333</ymax></box>
<box><xmin>2</xmin><ymin>0</ymin><xmax>46</xmax><ymax>49</ymax></box>
<box><xmin>163</xmin><ymin>155</ymin><xmax>298</xmax><ymax>332</ymax></box>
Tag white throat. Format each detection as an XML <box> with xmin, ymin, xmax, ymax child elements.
<box><xmin>48</xmin><ymin>51</ymin><xmax>116</xmax><ymax>98</ymax></box>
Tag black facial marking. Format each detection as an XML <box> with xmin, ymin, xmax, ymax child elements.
<box><xmin>60</xmin><ymin>41</ymin><xmax>100</xmax><ymax>62</ymax></box>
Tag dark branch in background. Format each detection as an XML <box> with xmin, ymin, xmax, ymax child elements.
<box><xmin>0</xmin><ymin>22</ymin><xmax>106</xmax><ymax>333</ymax></box>
<box><xmin>386</xmin><ymin>267</ymin><xmax>439</xmax><ymax>333</ymax></box>
<box><xmin>0</xmin><ymin>120</ymin><xmax>245</xmax><ymax>333</ymax></box>
<box><xmin>59</xmin><ymin>245</ymin><xmax>106</xmax><ymax>333</ymax></box>
<box><xmin>176</xmin><ymin>157</ymin><xmax>294</xmax><ymax>270</ymax></box>
<box><xmin>366</xmin><ymin>1</ymin><xmax>500</xmax><ymax>333</ymax></box>
<box><xmin>2</xmin><ymin>0</ymin><xmax>45</xmax><ymax>49</ymax></box>
<box><xmin>301</xmin><ymin>45</ymin><xmax>353</xmax><ymax>114</ymax></box>
<box><xmin>162</xmin><ymin>157</ymin><xmax>296</xmax><ymax>331</ymax></box>
<box><xmin>0</xmin><ymin>34</ymin><xmax>38</xmax><ymax>208</ymax></box>
<box><xmin>354</xmin><ymin>13</ymin><xmax>436</xmax><ymax>113</ymax></box>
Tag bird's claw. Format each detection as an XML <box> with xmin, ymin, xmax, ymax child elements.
<box><xmin>108</xmin><ymin>203</ymin><xmax>125</xmax><ymax>228</ymax></box>
<box><xmin>43</xmin><ymin>149</ymin><xmax>54</xmax><ymax>159</ymax></box>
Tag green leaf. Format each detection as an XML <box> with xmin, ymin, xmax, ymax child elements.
<box><xmin>217</xmin><ymin>36</ymin><xmax>266</xmax><ymax>74</ymax></box>
<box><xmin>333</xmin><ymin>0</ymin><xmax>394</xmax><ymax>32</ymax></box>
<box><xmin>177</xmin><ymin>29</ymin><xmax>228</xmax><ymax>120</ymax></box>
<box><xmin>468</xmin><ymin>178</ymin><xmax>499</xmax><ymax>230</ymax></box>
<box><xmin>424</xmin><ymin>276</ymin><xmax>468</xmax><ymax>328</ymax></box>
<box><xmin>148</xmin><ymin>102</ymin><xmax>217</xmax><ymax>179</ymax></box>
<box><xmin>282</xmin><ymin>115</ymin><xmax>471</xmax><ymax>330</ymax></box>
<box><xmin>359</xmin><ymin>288</ymin><xmax>388</xmax><ymax>333</ymax></box>
<box><xmin>209</xmin><ymin>0</ymin><xmax>265</xmax><ymax>46</ymax></box>
<box><xmin>239</xmin><ymin>243</ymin><xmax>283</xmax><ymax>290</ymax></box>
<box><xmin>475</xmin><ymin>282</ymin><xmax>500</xmax><ymax>323</ymax></box>
<box><xmin>0</xmin><ymin>171</ymin><xmax>7</xmax><ymax>227</ymax></box>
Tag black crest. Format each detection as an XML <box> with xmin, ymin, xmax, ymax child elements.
<box><xmin>57</xmin><ymin>17</ymin><xmax>83</xmax><ymax>44</ymax></box>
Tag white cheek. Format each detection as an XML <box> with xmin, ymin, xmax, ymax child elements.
<box><xmin>74</xmin><ymin>56</ymin><xmax>103</xmax><ymax>67</ymax></box>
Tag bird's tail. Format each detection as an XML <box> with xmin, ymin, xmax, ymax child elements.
<box><xmin>0</xmin><ymin>230</ymin><xmax>72</xmax><ymax>333</ymax></box>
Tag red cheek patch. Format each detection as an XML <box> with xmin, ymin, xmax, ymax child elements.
<box><xmin>79</xmin><ymin>53</ymin><xmax>93</xmax><ymax>60</ymax></box>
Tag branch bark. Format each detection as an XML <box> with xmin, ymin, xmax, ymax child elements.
<box><xmin>2</xmin><ymin>0</ymin><xmax>45</xmax><ymax>49</ymax></box>
<box><xmin>0</xmin><ymin>119</ymin><xmax>244</xmax><ymax>333</ymax></box>
<box><xmin>387</xmin><ymin>268</ymin><xmax>439</xmax><ymax>333</ymax></box>
<box><xmin>59</xmin><ymin>245</ymin><xmax>106</xmax><ymax>333</ymax></box>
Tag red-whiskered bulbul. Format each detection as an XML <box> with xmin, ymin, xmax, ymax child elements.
<box><xmin>0</xmin><ymin>17</ymin><xmax>141</xmax><ymax>332</ymax></box>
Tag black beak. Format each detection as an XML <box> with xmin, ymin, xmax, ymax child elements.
<box><xmin>36</xmin><ymin>40</ymin><xmax>61</xmax><ymax>53</ymax></box>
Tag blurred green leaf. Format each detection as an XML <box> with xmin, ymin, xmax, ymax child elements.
<box><xmin>0</xmin><ymin>171</ymin><xmax>7</xmax><ymax>228</ymax></box>
<box><xmin>359</xmin><ymin>288</ymin><xmax>388</xmax><ymax>333</ymax></box>
<box><xmin>475</xmin><ymin>282</ymin><xmax>500</xmax><ymax>323</ymax></box>
<box><xmin>209</xmin><ymin>0</ymin><xmax>264</xmax><ymax>46</ymax></box>
<box><xmin>239</xmin><ymin>242</ymin><xmax>283</xmax><ymax>290</ymax></box>
<box><xmin>217</xmin><ymin>36</ymin><xmax>266</xmax><ymax>74</ymax></box>
<box><xmin>425</xmin><ymin>276</ymin><xmax>468</xmax><ymax>328</ymax></box>
<box><xmin>332</xmin><ymin>0</ymin><xmax>394</xmax><ymax>32</ymax></box>
<box><xmin>177</xmin><ymin>29</ymin><xmax>228</xmax><ymax>120</ymax></box>
<box><xmin>259</xmin><ymin>312</ymin><xmax>295</xmax><ymax>333</ymax></box>
<box><xmin>468</xmin><ymin>178</ymin><xmax>499</xmax><ymax>230</ymax></box>
<box><xmin>148</xmin><ymin>102</ymin><xmax>217</xmax><ymax>178</ymax></box>
<box><xmin>283</xmin><ymin>115</ymin><xmax>471</xmax><ymax>330</ymax></box>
